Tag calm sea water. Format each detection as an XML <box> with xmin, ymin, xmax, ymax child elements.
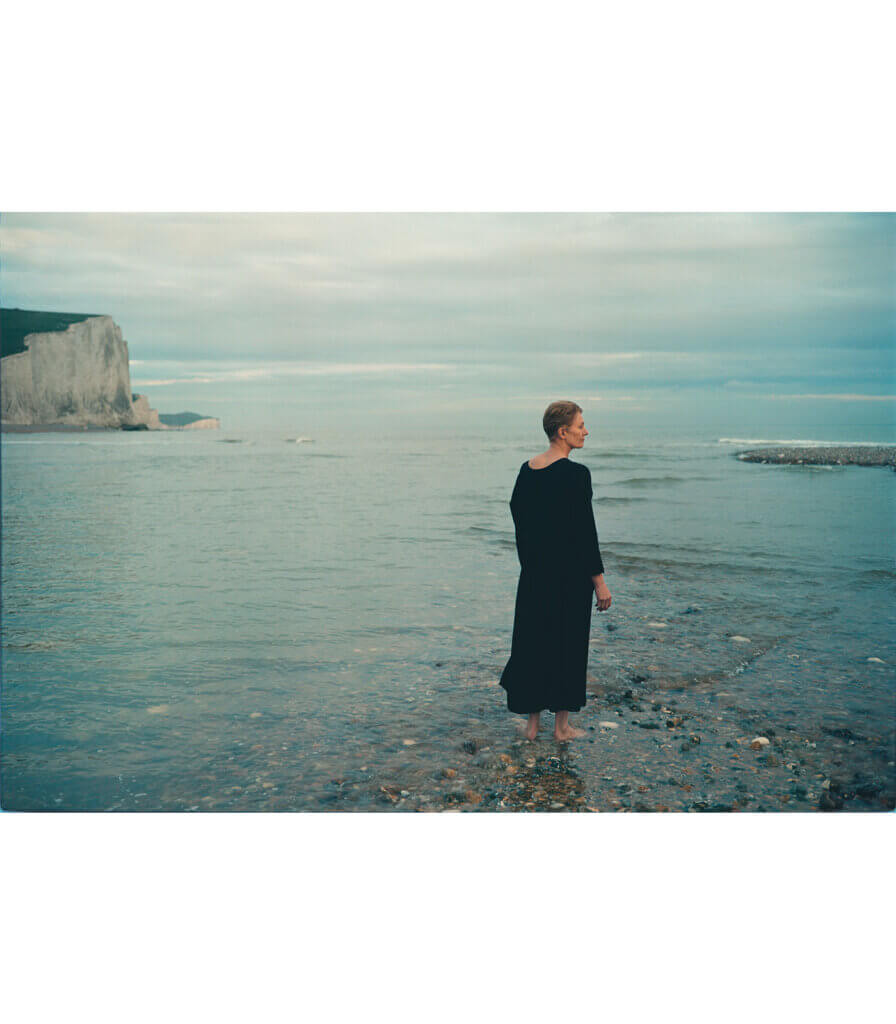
<box><xmin>2</xmin><ymin>427</ymin><xmax>894</xmax><ymax>811</ymax></box>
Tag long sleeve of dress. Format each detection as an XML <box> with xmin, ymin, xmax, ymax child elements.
<box><xmin>509</xmin><ymin>476</ymin><xmax>528</xmax><ymax>568</ymax></box>
<box><xmin>579</xmin><ymin>468</ymin><xmax>605</xmax><ymax>576</ymax></box>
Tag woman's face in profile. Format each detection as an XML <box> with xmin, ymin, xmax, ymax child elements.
<box><xmin>562</xmin><ymin>413</ymin><xmax>588</xmax><ymax>448</ymax></box>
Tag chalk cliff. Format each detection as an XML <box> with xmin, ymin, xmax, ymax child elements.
<box><xmin>129</xmin><ymin>392</ymin><xmax>164</xmax><ymax>430</ymax></box>
<box><xmin>0</xmin><ymin>310</ymin><xmax>216</xmax><ymax>431</ymax></box>
<box><xmin>182</xmin><ymin>418</ymin><xmax>221</xmax><ymax>429</ymax></box>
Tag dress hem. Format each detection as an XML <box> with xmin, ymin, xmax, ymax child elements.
<box><xmin>507</xmin><ymin>705</ymin><xmax>586</xmax><ymax>715</ymax></box>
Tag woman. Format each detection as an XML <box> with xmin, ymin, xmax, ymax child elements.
<box><xmin>499</xmin><ymin>401</ymin><xmax>612</xmax><ymax>741</ymax></box>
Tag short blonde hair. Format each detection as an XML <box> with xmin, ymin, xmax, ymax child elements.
<box><xmin>542</xmin><ymin>400</ymin><xmax>582</xmax><ymax>441</ymax></box>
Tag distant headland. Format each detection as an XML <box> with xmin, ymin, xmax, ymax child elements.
<box><xmin>0</xmin><ymin>308</ymin><xmax>220</xmax><ymax>432</ymax></box>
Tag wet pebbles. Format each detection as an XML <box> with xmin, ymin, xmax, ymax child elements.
<box><xmin>735</xmin><ymin>445</ymin><xmax>896</xmax><ymax>469</ymax></box>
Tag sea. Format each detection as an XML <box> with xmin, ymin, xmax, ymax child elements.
<box><xmin>2</xmin><ymin>426</ymin><xmax>894</xmax><ymax>811</ymax></box>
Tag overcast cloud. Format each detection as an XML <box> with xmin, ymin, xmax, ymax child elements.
<box><xmin>1</xmin><ymin>213</ymin><xmax>893</xmax><ymax>434</ymax></box>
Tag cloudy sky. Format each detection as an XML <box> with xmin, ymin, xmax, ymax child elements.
<box><xmin>1</xmin><ymin>213</ymin><xmax>893</xmax><ymax>436</ymax></box>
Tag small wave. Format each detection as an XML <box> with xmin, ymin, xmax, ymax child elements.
<box><xmin>611</xmin><ymin>475</ymin><xmax>699</xmax><ymax>486</ymax></box>
<box><xmin>467</xmin><ymin>525</ymin><xmax>516</xmax><ymax>550</ymax></box>
<box><xmin>735</xmin><ymin>454</ymin><xmax>838</xmax><ymax>470</ymax></box>
<box><xmin>591</xmin><ymin>451</ymin><xmax>653</xmax><ymax>460</ymax></box>
<box><xmin>610</xmin><ymin>552</ymin><xmax>791</xmax><ymax>575</ymax></box>
<box><xmin>614</xmin><ymin>540</ymin><xmax>728</xmax><ymax>556</ymax></box>
<box><xmin>0</xmin><ymin>439</ymin><xmax>128</xmax><ymax>446</ymax></box>
<box><xmin>596</xmin><ymin>496</ymin><xmax>648</xmax><ymax>504</ymax></box>
<box><xmin>718</xmin><ymin>437</ymin><xmax>890</xmax><ymax>447</ymax></box>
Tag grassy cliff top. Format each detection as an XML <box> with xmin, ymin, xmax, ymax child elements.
<box><xmin>1</xmin><ymin>308</ymin><xmax>101</xmax><ymax>358</ymax></box>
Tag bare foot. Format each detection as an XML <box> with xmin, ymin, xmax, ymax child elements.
<box><xmin>553</xmin><ymin>726</ymin><xmax>586</xmax><ymax>741</ymax></box>
<box><xmin>525</xmin><ymin>723</ymin><xmax>539</xmax><ymax>741</ymax></box>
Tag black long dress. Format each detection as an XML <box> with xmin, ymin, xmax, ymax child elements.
<box><xmin>499</xmin><ymin>457</ymin><xmax>605</xmax><ymax>714</ymax></box>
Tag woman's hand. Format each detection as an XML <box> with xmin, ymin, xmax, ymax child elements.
<box><xmin>595</xmin><ymin>580</ymin><xmax>612</xmax><ymax>612</ymax></box>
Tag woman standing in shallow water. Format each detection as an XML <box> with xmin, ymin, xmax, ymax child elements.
<box><xmin>499</xmin><ymin>401</ymin><xmax>612</xmax><ymax>741</ymax></box>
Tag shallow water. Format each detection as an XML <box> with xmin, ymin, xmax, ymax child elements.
<box><xmin>2</xmin><ymin>429</ymin><xmax>894</xmax><ymax>811</ymax></box>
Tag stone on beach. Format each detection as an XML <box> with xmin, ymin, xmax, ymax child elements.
<box><xmin>750</xmin><ymin>737</ymin><xmax>771</xmax><ymax>750</ymax></box>
<box><xmin>818</xmin><ymin>791</ymin><xmax>844</xmax><ymax>811</ymax></box>
<box><xmin>598</xmin><ymin>721</ymin><xmax>619</xmax><ymax>729</ymax></box>
<box><xmin>730</xmin><ymin>635</ymin><xmax>751</xmax><ymax>643</ymax></box>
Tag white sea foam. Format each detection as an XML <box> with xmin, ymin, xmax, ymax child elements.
<box><xmin>717</xmin><ymin>438</ymin><xmax>890</xmax><ymax>447</ymax></box>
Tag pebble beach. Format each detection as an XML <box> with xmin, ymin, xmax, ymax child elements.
<box><xmin>735</xmin><ymin>445</ymin><xmax>896</xmax><ymax>469</ymax></box>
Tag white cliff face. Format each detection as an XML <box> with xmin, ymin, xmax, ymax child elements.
<box><xmin>129</xmin><ymin>393</ymin><xmax>167</xmax><ymax>429</ymax></box>
<box><xmin>1</xmin><ymin>316</ymin><xmax>158</xmax><ymax>428</ymax></box>
<box><xmin>182</xmin><ymin>417</ymin><xmax>221</xmax><ymax>429</ymax></box>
